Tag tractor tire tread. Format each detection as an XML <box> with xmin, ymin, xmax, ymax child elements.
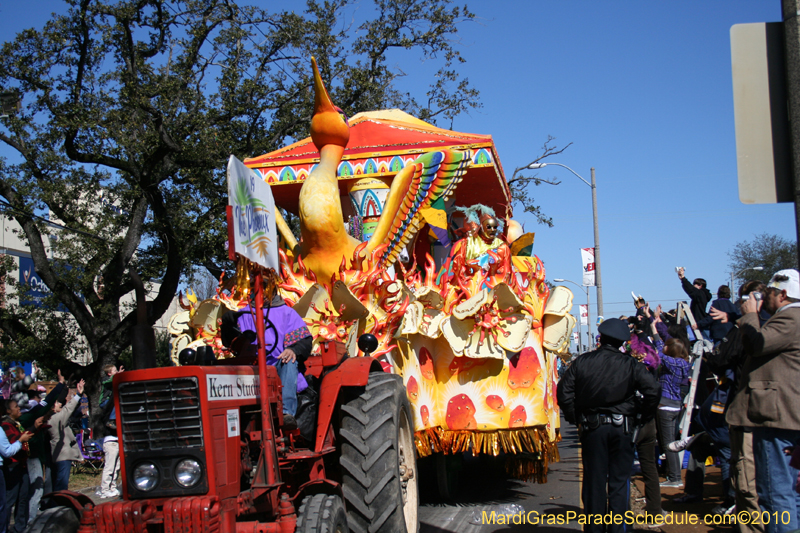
<box><xmin>364</xmin><ymin>373</ymin><xmax>398</xmax><ymax>391</ymax></box>
<box><xmin>296</xmin><ymin>493</ymin><xmax>349</xmax><ymax>533</ymax></box>
<box><xmin>361</xmin><ymin>412</ymin><xmax>392</xmax><ymax>440</ymax></box>
<box><xmin>339</xmin><ymin>428</ymin><xmax>370</xmax><ymax>456</ymax></box>
<box><xmin>340</xmin><ymin>404</ymin><xmax>369</xmax><ymax>425</ymax></box>
<box><xmin>22</xmin><ymin>506</ymin><xmax>80</xmax><ymax>533</ymax></box>
<box><xmin>339</xmin><ymin>372</ymin><xmax>413</xmax><ymax>533</ymax></box>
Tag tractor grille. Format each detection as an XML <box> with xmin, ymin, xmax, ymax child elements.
<box><xmin>118</xmin><ymin>377</ymin><xmax>203</xmax><ymax>452</ymax></box>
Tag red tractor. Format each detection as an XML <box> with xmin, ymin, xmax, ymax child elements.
<box><xmin>25</xmin><ymin>332</ymin><xmax>419</xmax><ymax>533</ymax></box>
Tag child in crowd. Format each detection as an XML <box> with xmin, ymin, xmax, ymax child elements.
<box><xmin>99</xmin><ymin>364</ymin><xmax>123</xmax><ymax>408</ymax></box>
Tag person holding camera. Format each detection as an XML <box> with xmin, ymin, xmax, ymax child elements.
<box><xmin>557</xmin><ymin>318</ymin><xmax>661</xmax><ymax>532</ymax></box>
<box><xmin>725</xmin><ymin>269</ymin><xmax>800</xmax><ymax>533</ymax></box>
<box><xmin>705</xmin><ymin>280</ymin><xmax>767</xmax><ymax>533</ymax></box>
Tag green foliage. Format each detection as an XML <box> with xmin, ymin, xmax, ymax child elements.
<box><xmin>727</xmin><ymin>233</ymin><xmax>798</xmax><ymax>286</ymax></box>
<box><xmin>117</xmin><ymin>328</ymin><xmax>172</xmax><ymax>370</ymax></box>
<box><xmin>155</xmin><ymin>328</ymin><xmax>174</xmax><ymax>368</ymax></box>
<box><xmin>0</xmin><ymin>0</ymin><xmax>480</xmax><ymax>388</ymax></box>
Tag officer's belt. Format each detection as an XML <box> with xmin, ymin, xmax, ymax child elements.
<box><xmin>579</xmin><ymin>413</ymin><xmax>630</xmax><ymax>430</ymax></box>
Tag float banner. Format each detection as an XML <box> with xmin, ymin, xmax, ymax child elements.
<box><xmin>581</xmin><ymin>248</ymin><xmax>595</xmax><ymax>286</ymax></box>
<box><xmin>227</xmin><ymin>155</ymin><xmax>278</xmax><ymax>271</ymax></box>
<box><xmin>580</xmin><ymin>304</ymin><xmax>589</xmax><ymax>326</ymax></box>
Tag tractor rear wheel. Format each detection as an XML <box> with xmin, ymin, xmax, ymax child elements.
<box><xmin>296</xmin><ymin>493</ymin><xmax>348</xmax><ymax>533</ymax></box>
<box><xmin>339</xmin><ymin>372</ymin><xmax>418</xmax><ymax>533</ymax></box>
<box><xmin>23</xmin><ymin>506</ymin><xmax>80</xmax><ymax>533</ymax></box>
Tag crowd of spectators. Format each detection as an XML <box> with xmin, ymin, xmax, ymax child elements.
<box><xmin>587</xmin><ymin>267</ymin><xmax>800</xmax><ymax>532</ymax></box>
<box><xmin>0</xmin><ymin>365</ymin><xmax>119</xmax><ymax>531</ymax></box>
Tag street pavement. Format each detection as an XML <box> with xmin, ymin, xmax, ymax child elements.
<box><xmin>418</xmin><ymin>418</ymin><xmax>582</xmax><ymax>532</ymax></box>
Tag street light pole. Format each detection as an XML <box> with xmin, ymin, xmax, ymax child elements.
<box><xmin>554</xmin><ymin>278</ymin><xmax>590</xmax><ymax>352</ymax></box>
<box><xmin>729</xmin><ymin>266</ymin><xmax>764</xmax><ymax>297</ymax></box>
<box><xmin>530</xmin><ymin>163</ymin><xmax>603</xmax><ymax>318</ymax></box>
<box><xmin>591</xmin><ymin>167</ymin><xmax>603</xmax><ymax>319</ymax></box>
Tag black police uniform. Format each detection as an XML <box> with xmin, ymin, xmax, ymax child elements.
<box><xmin>557</xmin><ymin>319</ymin><xmax>661</xmax><ymax>533</ymax></box>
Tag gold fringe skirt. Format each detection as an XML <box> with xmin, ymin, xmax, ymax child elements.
<box><xmin>414</xmin><ymin>425</ymin><xmax>561</xmax><ymax>483</ymax></box>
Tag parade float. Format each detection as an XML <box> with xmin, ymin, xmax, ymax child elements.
<box><xmin>168</xmin><ymin>58</ymin><xmax>576</xmax><ymax>491</ymax></box>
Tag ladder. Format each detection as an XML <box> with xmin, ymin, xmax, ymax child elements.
<box><xmin>674</xmin><ymin>302</ymin><xmax>708</xmax><ymax>464</ymax></box>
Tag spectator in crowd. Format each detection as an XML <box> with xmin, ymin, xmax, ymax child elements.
<box><xmin>19</xmin><ymin>378</ymin><xmax>65</xmax><ymax>526</ymax></box>
<box><xmin>704</xmin><ymin>280</ymin><xmax>768</xmax><ymax>533</ymax></box>
<box><xmin>677</xmin><ymin>267</ymin><xmax>712</xmax><ymax>338</ymax></box>
<box><xmin>667</xmin><ymin>280</ymin><xmax>739</xmax><ymax>510</ymax></box>
<box><xmin>47</xmin><ymin>379</ymin><xmax>85</xmax><ymax>491</ymax></box>
<box><xmin>697</xmin><ymin>285</ymin><xmax>739</xmax><ymax>344</ymax></box>
<box><xmin>655</xmin><ymin>334</ymin><xmax>692</xmax><ymax>489</ymax></box>
<box><xmin>1</xmin><ymin>369</ymin><xmax>24</xmax><ymax>404</ymax></box>
<box><xmin>97</xmin><ymin>400</ymin><xmax>120</xmax><ymax>499</ymax></box>
<box><xmin>18</xmin><ymin>392</ymin><xmax>38</xmax><ymax>415</ymax></box>
<box><xmin>0</xmin><ymin>372</ymin><xmax>8</xmax><ymax>402</ymax></box>
<box><xmin>99</xmin><ymin>365</ymin><xmax>122</xmax><ymax>409</ymax></box>
<box><xmin>668</xmin><ymin>371</ymin><xmax>735</xmax><ymax>512</ymax></box>
<box><xmin>627</xmin><ymin>312</ymin><xmax>665</xmax><ymax>521</ymax></box>
<box><xmin>1</xmin><ymin>398</ymin><xmax>42</xmax><ymax>532</ymax></box>
<box><xmin>0</xmin><ymin>403</ymin><xmax>32</xmax><ymax>533</ymax></box>
<box><xmin>726</xmin><ymin>269</ymin><xmax>800</xmax><ymax>533</ymax></box>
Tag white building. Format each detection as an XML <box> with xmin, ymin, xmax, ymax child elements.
<box><xmin>0</xmin><ymin>214</ymin><xmax>180</xmax><ymax>365</ymax></box>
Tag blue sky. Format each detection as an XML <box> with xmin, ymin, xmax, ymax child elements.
<box><xmin>1</xmin><ymin>1</ymin><xmax>794</xmax><ymax>349</ymax></box>
<box><xmin>435</xmin><ymin>1</ymin><xmax>793</xmax><ymax>346</ymax></box>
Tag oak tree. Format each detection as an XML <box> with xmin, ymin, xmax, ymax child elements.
<box><xmin>0</xmin><ymin>0</ymin><xmax>479</xmax><ymax>407</ymax></box>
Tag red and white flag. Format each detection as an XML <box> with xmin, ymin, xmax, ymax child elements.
<box><xmin>580</xmin><ymin>304</ymin><xmax>589</xmax><ymax>326</ymax></box>
<box><xmin>581</xmin><ymin>248</ymin><xmax>595</xmax><ymax>286</ymax></box>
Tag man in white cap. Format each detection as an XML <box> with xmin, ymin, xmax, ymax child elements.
<box><xmin>727</xmin><ymin>269</ymin><xmax>800</xmax><ymax>533</ymax></box>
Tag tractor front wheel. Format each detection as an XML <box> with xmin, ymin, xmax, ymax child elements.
<box><xmin>339</xmin><ymin>372</ymin><xmax>419</xmax><ymax>533</ymax></box>
<box><xmin>296</xmin><ymin>493</ymin><xmax>348</xmax><ymax>533</ymax></box>
<box><xmin>23</xmin><ymin>506</ymin><xmax>80</xmax><ymax>533</ymax></box>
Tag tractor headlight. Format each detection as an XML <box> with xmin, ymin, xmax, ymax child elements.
<box><xmin>175</xmin><ymin>458</ymin><xmax>202</xmax><ymax>487</ymax></box>
<box><xmin>132</xmin><ymin>462</ymin><xmax>159</xmax><ymax>492</ymax></box>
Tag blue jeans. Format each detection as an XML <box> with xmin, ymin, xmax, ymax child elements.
<box><xmin>5</xmin><ymin>464</ymin><xmax>28</xmax><ymax>533</ymax></box>
<box><xmin>0</xmin><ymin>467</ymin><xmax>6</xmax><ymax>533</ymax></box>
<box><xmin>718</xmin><ymin>443</ymin><xmax>734</xmax><ymax>503</ymax></box>
<box><xmin>753</xmin><ymin>427</ymin><xmax>800</xmax><ymax>533</ymax></box>
<box><xmin>52</xmin><ymin>460</ymin><xmax>73</xmax><ymax>492</ymax></box>
<box><xmin>274</xmin><ymin>360</ymin><xmax>297</xmax><ymax>416</ymax></box>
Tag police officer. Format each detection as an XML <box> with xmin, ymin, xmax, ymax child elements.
<box><xmin>557</xmin><ymin>318</ymin><xmax>661</xmax><ymax>532</ymax></box>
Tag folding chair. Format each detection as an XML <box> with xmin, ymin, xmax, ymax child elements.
<box><xmin>72</xmin><ymin>430</ymin><xmax>105</xmax><ymax>474</ymax></box>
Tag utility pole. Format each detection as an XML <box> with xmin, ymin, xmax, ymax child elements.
<box><xmin>586</xmin><ymin>283</ymin><xmax>593</xmax><ymax>349</ymax></box>
<box><xmin>783</xmin><ymin>0</ymin><xmax>800</xmax><ymax>270</ymax></box>
<box><xmin>591</xmin><ymin>168</ymin><xmax>604</xmax><ymax>317</ymax></box>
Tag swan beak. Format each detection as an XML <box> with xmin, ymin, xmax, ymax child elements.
<box><xmin>312</xmin><ymin>57</ymin><xmax>337</xmax><ymax>115</ymax></box>
<box><xmin>310</xmin><ymin>57</ymin><xmax>349</xmax><ymax>150</ymax></box>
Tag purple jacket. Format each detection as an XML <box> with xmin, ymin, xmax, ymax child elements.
<box><xmin>655</xmin><ymin>338</ymin><xmax>691</xmax><ymax>407</ymax></box>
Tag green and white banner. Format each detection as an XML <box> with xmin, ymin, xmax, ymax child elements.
<box><xmin>227</xmin><ymin>155</ymin><xmax>278</xmax><ymax>271</ymax></box>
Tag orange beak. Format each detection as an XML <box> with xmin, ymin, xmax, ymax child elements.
<box><xmin>310</xmin><ymin>57</ymin><xmax>349</xmax><ymax>151</ymax></box>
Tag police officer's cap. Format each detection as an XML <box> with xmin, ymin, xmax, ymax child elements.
<box><xmin>597</xmin><ymin>318</ymin><xmax>631</xmax><ymax>342</ymax></box>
